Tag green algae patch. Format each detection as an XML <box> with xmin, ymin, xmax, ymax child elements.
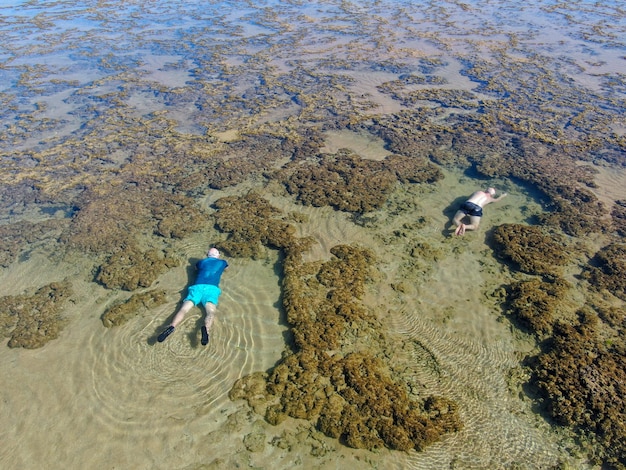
<box><xmin>102</xmin><ymin>289</ymin><xmax>168</xmax><ymax>327</ymax></box>
<box><xmin>0</xmin><ymin>281</ymin><xmax>73</xmax><ymax>349</ymax></box>
<box><xmin>220</xmin><ymin>194</ymin><xmax>462</xmax><ymax>452</ymax></box>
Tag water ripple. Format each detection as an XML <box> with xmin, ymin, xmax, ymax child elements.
<box><xmin>79</xmin><ymin>257</ymin><xmax>284</xmax><ymax>436</ymax></box>
<box><xmin>389</xmin><ymin>310</ymin><xmax>565</xmax><ymax>469</ymax></box>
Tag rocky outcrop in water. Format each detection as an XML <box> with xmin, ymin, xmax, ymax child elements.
<box><xmin>0</xmin><ymin>281</ymin><xmax>73</xmax><ymax>349</ymax></box>
<box><xmin>220</xmin><ymin>193</ymin><xmax>462</xmax><ymax>452</ymax></box>
<box><xmin>492</xmin><ymin>223</ymin><xmax>569</xmax><ymax>275</ymax></box>
<box><xmin>101</xmin><ymin>289</ymin><xmax>168</xmax><ymax>327</ymax></box>
<box><xmin>584</xmin><ymin>243</ymin><xmax>626</xmax><ymax>301</ymax></box>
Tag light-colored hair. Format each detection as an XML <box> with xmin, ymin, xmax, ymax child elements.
<box><xmin>487</xmin><ymin>187</ymin><xmax>496</xmax><ymax>196</ymax></box>
<box><xmin>207</xmin><ymin>247</ymin><xmax>220</xmax><ymax>258</ymax></box>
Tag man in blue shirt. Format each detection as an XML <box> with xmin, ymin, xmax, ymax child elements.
<box><xmin>158</xmin><ymin>247</ymin><xmax>228</xmax><ymax>345</ymax></box>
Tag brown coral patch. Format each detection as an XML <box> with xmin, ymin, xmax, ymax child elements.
<box><xmin>274</xmin><ymin>149</ymin><xmax>442</xmax><ymax>213</ymax></box>
<box><xmin>96</xmin><ymin>245</ymin><xmax>179</xmax><ymax>291</ymax></box>
<box><xmin>0</xmin><ymin>219</ymin><xmax>66</xmax><ymax>268</ymax></box>
<box><xmin>473</xmin><ymin>139</ymin><xmax>607</xmax><ymax>236</ymax></box>
<box><xmin>584</xmin><ymin>243</ymin><xmax>626</xmax><ymax>301</ymax></box>
<box><xmin>213</xmin><ymin>191</ymin><xmax>313</xmax><ymax>258</ymax></box>
<box><xmin>492</xmin><ymin>224</ymin><xmax>569</xmax><ymax>275</ymax></box>
<box><xmin>322</xmin><ymin>353</ymin><xmax>460</xmax><ymax>451</ymax></box>
<box><xmin>594</xmin><ymin>303</ymin><xmax>626</xmax><ymax>331</ymax></box>
<box><xmin>101</xmin><ymin>289</ymin><xmax>168</xmax><ymax>327</ymax></box>
<box><xmin>611</xmin><ymin>200</ymin><xmax>626</xmax><ymax>237</ymax></box>
<box><xmin>533</xmin><ymin>313</ymin><xmax>626</xmax><ymax>468</ymax></box>
<box><xmin>276</xmin><ymin>150</ymin><xmax>396</xmax><ymax>212</ymax></box>
<box><xmin>382</xmin><ymin>153</ymin><xmax>443</xmax><ymax>185</ymax></box>
<box><xmin>505</xmin><ymin>277</ymin><xmax>571</xmax><ymax>338</ymax></box>
<box><xmin>221</xmin><ymin>194</ymin><xmax>462</xmax><ymax>452</ymax></box>
<box><xmin>63</xmin><ymin>184</ymin><xmax>208</xmax><ymax>254</ymax></box>
<box><xmin>180</xmin><ymin>135</ymin><xmax>289</xmax><ymax>191</ymax></box>
<box><xmin>0</xmin><ymin>281</ymin><xmax>73</xmax><ymax>349</ymax></box>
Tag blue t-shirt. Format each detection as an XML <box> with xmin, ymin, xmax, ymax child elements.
<box><xmin>194</xmin><ymin>257</ymin><xmax>228</xmax><ymax>286</ymax></box>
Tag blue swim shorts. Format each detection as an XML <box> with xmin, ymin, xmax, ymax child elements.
<box><xmin>185</xmin><ymin>284</ymin><xmax>222</xmax><ymax>306</ymax></box>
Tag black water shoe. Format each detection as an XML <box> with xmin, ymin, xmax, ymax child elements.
<box><xmin>201</xmin><ymin>326</ymin><xmax>209</xmax><ymax>346</ymax></box>
<box><xmin>158</xmin><ymin>325</ymin><xmax>175</xmax><ymax>342</ymax></box>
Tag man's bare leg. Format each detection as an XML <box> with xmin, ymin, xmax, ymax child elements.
<box><xmin>158</xmin><ymin>300</ymin><xmax>194</xmax><ymax>342</ymax></box>
<box><xmin>452</xmin><ymin>210</ymin><xmax>465</xmax><ymax>226</ymax></box>
<box><xmin>201</xmin><ymin>302</ymin><xmax>216</xmax><ymax>345</ymax></box>
<box><xmin>453</xmin><ymin>210</ymin><xmax>466</xmax><ymax>235</ymax></box>
<box><xmin>459</xmin><ymin>216</ymin><xmax>481</xmax><ymax>234</ymax></box>
<box><xmin>171</xmin><ymin>300</ymin><xmax>194</xmax><ymax>327</ymax></box>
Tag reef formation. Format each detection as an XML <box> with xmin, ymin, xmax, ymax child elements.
<box><xmin>0</xmin><ymin>281</ymin><xmax>73</xmax><ymax>349</ymax></box>
<box><xmin>494</xmin><ymin>224</ymin><xmax>626</xmax><ymax>468</ymax></box>
<box><xmin>0</xmin><ymin>3</ymin><xmax>625</xmax><ymax>465</ymax></box>
<box><xmin>220</xmin><ymin>192</ymin><xmax>461</xmax><ymax>452</ymax></box>
<box><xmin>101</xmin><ymin>289</ymin><xmax>168</xmax><ymax>328</ymax></box>
<box><xmin>273</xmin><ymin>149</ymin><xmax>442</xmax><ymax>213</ymax></box>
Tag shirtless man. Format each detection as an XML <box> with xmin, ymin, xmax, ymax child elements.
<box><xmin>453</xmin><ymin>187</ymin><xmax>507</xmax><ymax>236</ymax></box>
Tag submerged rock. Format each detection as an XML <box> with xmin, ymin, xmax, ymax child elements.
<box><xmin>492</xmin><ymin>223</ymin><xmax>569</xmax><ymax>275</ymax></box>
<box><xmin>222</xmin><ymin>194</ymin><xmax>462</xmax><ymax>452</ymax></box>
<box><xmin>0</xmin><ymin>281</ymin><xmax>73</xmax><ymax>349</ymax></box>
<box><xmin>533</xmin><ymin>312</ymin><xmax>626</xmax><ymax>469</ymax></box>
<box><xmin>505</xmin><ymin>276</ymin><xmax>571</xmax><ymax>338</ymax></box>
<box><xmin>97</xmin><ymin>246</ymin><xmax>179</xmax><ymax>291</ymax></box>
<box><xmin>101</xmin><ymin>289</ymin><xmax>168</xmax><ymax>327</ymax></box>
<box><xmin>584</xmin><ymin>243</ymin><xmax>626</xmax><ymax>301</ymax></box>
<box><xmin>273</xmin><ymin>149</ymin><xmax>442</xmax><ymax>213</ymax></box>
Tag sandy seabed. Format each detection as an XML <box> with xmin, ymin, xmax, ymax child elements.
<box><xmin>1</xmin><ymin>164</ymin><xmax>606</xmax><ymax>469</ymax></box>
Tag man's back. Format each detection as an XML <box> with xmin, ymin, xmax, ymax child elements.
<box><xmin>194</xmin><ymin>257</ymin><xmax>228</xmax><ymax>286</ymax></box>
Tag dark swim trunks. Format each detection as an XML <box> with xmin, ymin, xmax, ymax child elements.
<box><xmin>460</xmin><ymin>201</ymin><xmax>483</xmax><ymax>217</ymax></box>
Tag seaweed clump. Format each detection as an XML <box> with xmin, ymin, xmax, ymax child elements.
<box><xmin>505</xmin><ymin>277</ymin><xmax>571</xmax><ymax>338</ymax></box>
<box><xmin>495</xmin><ymin>228</ymin><xmax>626</xmax><ymax>467</ymax></box>
<box><xmin>0</xmin><ymin>219</ymin><xmax>65</xmax><ymax>268</ymax></box>
<box><xmin>220</xmin><ymin>194</ymin><xmax>461</xmax><ymax>452</ymax></box>
<box><xmin>584</xmin><ymin>243</ymin><xmax>626</xmax><ymax>301</ymax></box>
<box><xmin>533</xmin><ymin>312</ymin><xmax>626</xmax><ymax>468</ymax></box>
<box><xmin>96</xmin><ymin>246</ymin><xmax>179</xmax><ymax>291</ymax></box>
<box><xmin>101</xmin><ymin>289</ymin><xmax>168</xmax><ymax>327</ymax></box>
<box><xmin>63</xmin><ymin>185</ymin><xmax>207</xmax><ymax>254</ymax></box>
<box><xmin>492</xmin><ymin>223</ymin><xmax>569</xmax><ymax>275</ymax></box>
<box><xmin>213</xmin><ymin>192</ymin><xmax>309</xmax><ymax>259</ymax></box>
<box><xmin>274</xmin><ymin>149</ymin><xmax>442</xmax><ymax>213</ymax></box>
<box><xmin>180</xmin><ymin>135</ymin><xmax>290</xmax><ymax>191</ymax></box>
<box><xmin>0</xmin><ymin>281</ymin><xmax>73</xmax><ymax>348</ymax></box>
<box><xmin>316</xmin><ymin>352</ymin><xmax>460</xmax><ymax>451</ymax></box>
<box><xmin>473</xmin><ymin>139</ymin><xmax>607</xmax><ymax>237</ymax></box>
<box><xmin>611</xmin><ymin>200</ymin><xmax>626</xmax><ymax>237</ymax></box>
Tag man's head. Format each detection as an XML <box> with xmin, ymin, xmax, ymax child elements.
<box><xmin>207</xmin><ymin>247</ymin><xmax>221</xmax><ymax>258</ymax></box>
<box><xmin>486</xmin><ymin>187</ymin><xmax>496</xmax><ymax>196</ymax></box>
